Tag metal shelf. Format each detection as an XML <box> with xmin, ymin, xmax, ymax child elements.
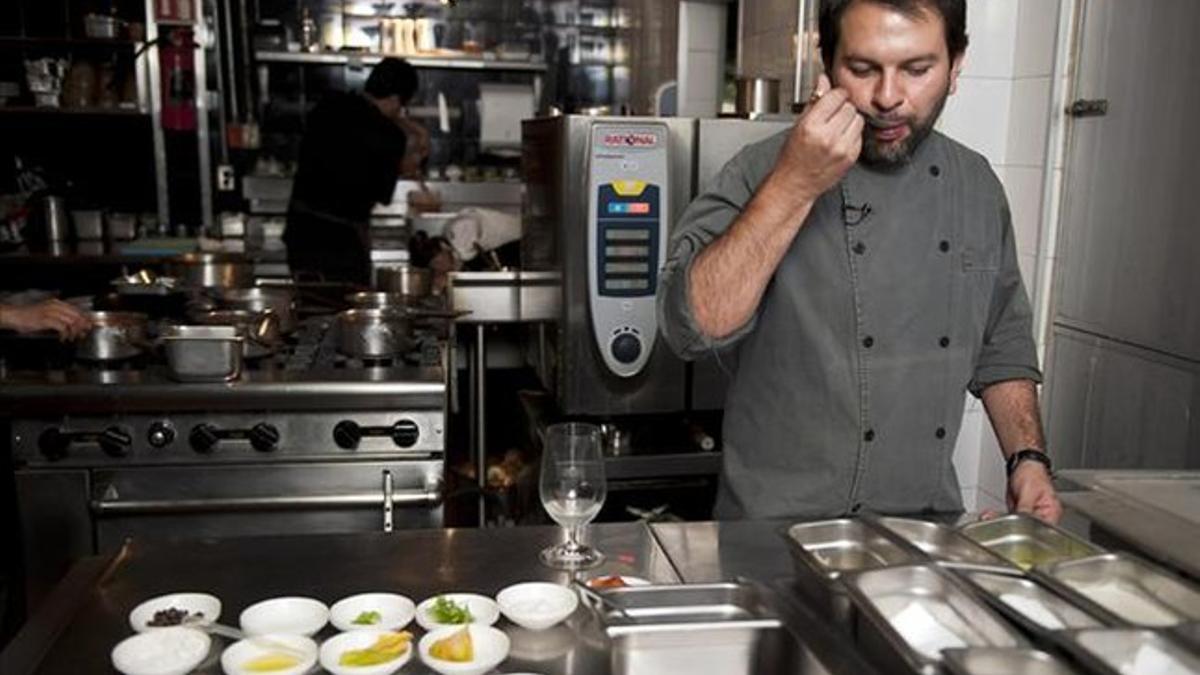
<box><xmin>0</xmin><ymin>37</ymin><xmax>143</xmax><ymax>48</ymax></box>
<box><xmin>254</xmin><ymin>50</ymin><xmax>548</xmax><ymax>72</ymax></box>
<box><xmin>0</xmin><ymin>106</ymin><xmax>147</xmax><ymax>117</ymax></box>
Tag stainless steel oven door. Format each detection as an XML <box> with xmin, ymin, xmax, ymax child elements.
<box><xmin>90</xmin><ymin>460</ymin><xmax>443</xmax><ymax>551</ymax></box>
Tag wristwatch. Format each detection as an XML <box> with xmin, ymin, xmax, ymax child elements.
<box><xmin>1006</xmin><ymin>448</ymin><xmax>1053</xmax><ymax>478</ymax></box>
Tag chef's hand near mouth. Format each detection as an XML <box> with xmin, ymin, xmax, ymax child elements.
<box><xmin>772</xmin><ymin>74</ymin><xmax>865</xmax><ymax>203</ymax></box>
<box><xmin>0</xmin><ymin>299</ymin><xmax>93</xmax><ymax>341</ymax></box>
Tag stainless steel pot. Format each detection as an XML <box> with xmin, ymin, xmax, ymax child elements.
<box><xmin>735</xmin><ymin>77</ymin><xmax>781</xmax><ymax>116</ymax></box>
<box><xmin>160</xmin><ymin>325</ymin><xmax>244</xmax><ymax>382</ymax></box>
<box><xmin>375</xmin><ymin>265</ymin><xmax>432</xmax><ymax>298</ymax></box>
<box><xmin>76</xmin><ymin>311</ymin><xmax>149</xmax><ymax>361</ymax></box>
<box><xmin>167</xmin><ymin>252</ymin><xmax>254</xmax><ymax>289</ymax></box>
<box><xmin>217</xmin><ymin>287</ymin><xmax>296</xmax><ymax>334</ymax></box>
<box><xmin>346</xmin><ymin>291</ymin><xmax>410</xmax><ymax>311</ymax></box>
<box><xmin>336</xmin><ymin>308</ymin><xmax>411</xmax><ymax>358</ymax></box>
<box><xmin>193</xmin><ymin>309</ymin><xmax>282</xmax><ymax>359</ymax></box>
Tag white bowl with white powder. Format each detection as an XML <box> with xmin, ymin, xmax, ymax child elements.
<box><xmin>496</xmin><ymin>582</ymin><xmax>578</xmax><ymax>631</ymax></box>
<box><xmin>111</xmin><ymin>626</ymin><xmax>211</xmax><ymax>675</ymax></box>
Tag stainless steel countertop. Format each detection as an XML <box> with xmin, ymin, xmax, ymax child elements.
<box><xmin>0</xmin><ymin>521</ymin><xmax>875</xmax><ymax>675</ymax></box>
<box><xmin>1058</xmin><ymin>469</ymin><xmax>1200</xmax><ymax>582</ymax></box>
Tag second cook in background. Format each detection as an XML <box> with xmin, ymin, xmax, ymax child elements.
<box><xmin>658</xmin><ymin>0</ymin><xmax>1060</xmax><ymax>523</ymax></box>
<box><xmin>284</xmin><ymin>57</ymin><xmax>430</xmax><ymax>286</ymax></box>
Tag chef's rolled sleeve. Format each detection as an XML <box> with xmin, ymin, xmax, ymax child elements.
<box><xmin>968</xmin><ymin>197</ymin><xmax>1043</xmax><ymax>395</ymax></box>
<box><xmin>657</xmin><ymin>147</ymin><xmax>768</xmax><ymax>360</ymax></box>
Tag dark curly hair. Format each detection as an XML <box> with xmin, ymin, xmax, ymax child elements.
<box><xmin>819</xmin><ymin>0</ymin><xmax>968</xmax><ymax>70</ymax></box>
<box><xmin>364</xmin><ymin>57</ymin><xmax>419</xmax><ymax>103</ymax></box>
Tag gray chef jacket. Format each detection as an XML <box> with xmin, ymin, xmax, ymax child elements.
<box><xmin>657</xmin><ymin>130</ymin><xmax>1041</xmax><ymax>519</ymax></box>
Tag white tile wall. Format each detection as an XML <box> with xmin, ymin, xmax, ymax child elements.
<box><xmin>939</xmin><ymin>77</ymin><xmax>1013</xmax><ymax>166</ymax></box>
<box><xmin>1006</xmin><ymin>76</ymin><xmax>1053</xmax><ymax>166</ymax></box>
<box><xmin>962</xmin><ymin>0</ymin><xmax>1019</xmax><ymax>78</ymax></box>
<box><xmin>1013</xmin><ymin>0</ymin><xmax>1061</xmax><ymax>78</ymax></box>
<box><xmin>998</xmin><ymin>165</ymin><xmax>1045</xmax><ymax>257</ymax></box>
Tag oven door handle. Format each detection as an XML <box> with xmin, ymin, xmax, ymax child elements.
<box><xmin>89</xmin><ymin>487</ymin><xmax>443</xmax><ymax>516</ymax></box>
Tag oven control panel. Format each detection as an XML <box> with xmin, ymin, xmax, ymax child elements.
<box><xmin>11</xmin><ymin>412</ymin><xmax>445</xmax><ymax>466</ymax></box>
<box><xmin>587</xmin><ymin>122</ymin><xmax>669</xmax><ymax>378</ymax></box>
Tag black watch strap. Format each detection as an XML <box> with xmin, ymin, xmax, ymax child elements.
<box><xmin>1007</xmin><ymin>448</ymin><xmax>1052</xmax><ymax>477</ymax></box>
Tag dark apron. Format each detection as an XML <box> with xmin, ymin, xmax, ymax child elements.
<box><xmin>284</xmin><ymin>201</ymin><xmax>372</xmax><ymax>286</ymax></box>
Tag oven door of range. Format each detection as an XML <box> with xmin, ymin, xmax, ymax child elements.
<box><xmin>87</xmin><ymin>460</ymin><xmax>443</xmax><ymax>550</ymax></box>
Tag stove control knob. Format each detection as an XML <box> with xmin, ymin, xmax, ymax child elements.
<box><xmin>333</xmin><ymin>421</ymin><xmax>362</xmax><ymax>450</ymax></box>
<box><xmin>611</xmin><ymin>333</ymin><xmax>642</xmax><ymax>365</ymax></box>
<box><xmin>99</xmin><ymin>426</ymin><xmax>133</xmax><ymax>458</ymax></box>
<box><xmin>391</xmin><ymin>420</ymin><xmax>420</xmax><ymax>448</ymax></box>
<box><xmin>249</xmin><ymin>423</ymin><xmax>280</xmax><ymax>453</ymax></box>
<box><xmin>189</xmin><ymin>424</ymin><xmax>220</xmax><ymax>454</ymax></box>
<box><xmin>38</xmin><ymin>428</ymin><xmax>70</xmax><ymax>461</ymax></box>
<box><xmin>147</xmin><ymin>422</ymin><xmax>176</xmax><ymax>448</ymax></box>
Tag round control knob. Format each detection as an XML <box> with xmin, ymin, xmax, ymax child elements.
<box><xmin>333</xmin><ymin>421</ymin><xmax>362</xmax><ymax>450</ymax></box>
<box><xmin>38</xmin><ymin>428</ymin><xmax>69</xmax><ymax>462</ymax></box>
<box><xmin>391</xmin><ymin>420</ymin><xmax>420</xmax><ymax>448</ymax></box>
<box><xmin>147</xmin><ymin>422</ymin><xmax>176</xmax><ymax>449</ymax></box>
<box><xmin>99</xmin><ymin>426</ymin><xmax>133</xmax><ymax>458</ymax></box>
<box><xmin>611</xmin><ymin>333</ymin><xmax>642</xmax><ymax>365</ymax></box>
<box><xmin>248</xmin><ymin>423</ymin><xmax>280</xmax><ymax>453</ymax></box>
<box><xmin>189</xmin><ymin>424</ymin><xmax>220</xmax><ymax>454</ymax></box>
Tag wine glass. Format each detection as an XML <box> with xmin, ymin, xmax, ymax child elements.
<box><xmin>539</xmin><ymin>422</ymin><xmax>607</xmax><ymax>569</ymax></box>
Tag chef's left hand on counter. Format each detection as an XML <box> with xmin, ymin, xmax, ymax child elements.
<box><xmin>0</xmin><ymin>299</ymin><xmax>93</xmax><ymax>341</ymax></box>
<box><xmin>1007</xmin><ymin>461</ymin><xmax>1063</xmax><ymax>524</ymax></box>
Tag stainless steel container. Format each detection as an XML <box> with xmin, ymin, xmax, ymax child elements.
<box><xmin>735</xmin><ymin>77</ymin><xmax>781</xmax><ymax>116</ymax></box>
<box><xmin>959</xmin><ymin>571</ymin><xmax>1105</xmax><ymax>633</ymax></box>
<box><xmin>873</xmin><ymin>517</ymin><xmax>1014</xmax><ymax>571</ymax></box>
<box><xmin>193</xmin><ymin>310</ymin><xmax>281</xmax><ymax>359</ymax></box>
<box><xmin>160</xmin><ymin>325</ymin><xmax>244</xmax><ymax>382</ymax></box>
<box><xmin>217</xmin><ymin>287</ymin><xmax>296</xmax><ymax>334</ymax></box>
<box><xmin>346</xmin><ymin>291</ymin><xmax>410</xmax><ymax>311</ymax></box>
<box><xmin>336</xmin><ymin>308</ymin><xmax>412</xmax><ymax>358</ymax></box>
<box><xmin>942</xmin><ymin>648</ymin><xmax>1082</xmax><ymax>675</ymax></box>
<box><xmin>44</xmin><ymin>196</ymin><xmax>68</xmax><ymax>241</ymax></box>
<box><xmin>598</xmin><ymin>582</ymin><xmax>785</xmax><ymax>675</ymax></box>
<box><xmin>1063</xmin><ymin>628</ymin><xmax>1200</xmax><ymax>675</ymax></box>
<box><xmin>76</xmin><ymin>311</ymin><xmax>149</xmax><ymax>361</ymax></box>
<box><xmin>1035</xmin><ymin>553</ymin><xmax>1200</xmax><ymax>627</ymax></box>
<box><xmin>71</xmin><ymin>210</ymin><xmax>104</xmax><ymax>240</ymax></box>
<box><xmin>958</xmin><ymin>514</ymin><xmax>1102</xmax><ymax>570</ymax></box>
<box><xmin>845</xmin><ymin>564</ymin><xmax>1026</xmax><ymax>675</ymax></box>
<box><xmin>784</xmin><ymin>518</ymin><xmax>921</xmax><ymax>626</ymax></box>
<box><xmin>375</xmin><ymin>264</ymin><xmax>432</xmax><ymax>298</ymax></box>
<box><xmin>167</xmin><ymin>252</ymin><xmax>254</xmax><ymax>289</ymax></box>
<box><xmin>106</xmin><ymin>212</ymin><xmax>137</xmax><ymax>241</ymax></box>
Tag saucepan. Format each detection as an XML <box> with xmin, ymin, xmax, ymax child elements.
<box><xmin>167</xmin><ymin>252</ymin><xmax>254</xmax><ymax>289</ymax></box>
<box><xmin>336</xmin><ymin>308</ymin><xmax>411</xmax><ymax>358</ymax></box>
<box><xmin>375</xmin><ymin>264</ymin><xmax>431</xmax><ymax>299</ymax></box>
<box><xmin>215</xmin><ymin>286</ymin><xmax>297</xmax><ymax>334</ymax></box>
<box><xmin>192</xmin><ymin>309</ymin><xmax>282</xmax><ymax>359</ymax></box>
<box><xmin>76</xmin><ymin>311</ymin><xmax>150</xmax><ymax>361</ymax></box>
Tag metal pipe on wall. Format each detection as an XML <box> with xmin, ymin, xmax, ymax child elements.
<box><xmin>793</xmin><ymin>0</ymin><xmax>822</xmax><ymax>108</ymax></box>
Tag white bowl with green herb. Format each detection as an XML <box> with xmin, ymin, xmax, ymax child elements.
<box><xmin>416</xmin><ymin>594</ymin><xmax>499</xmax><ymax>631</ymax></box>
<box><xmin>330</xmin><ymin>593</ymin><xmax>416</xmax><ymax>632</ymax></box>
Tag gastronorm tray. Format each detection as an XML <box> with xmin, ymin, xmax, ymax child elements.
<box><xmin>1034</xmin><ymin>553</ymin><xmax>1200</xmax><ymax>628</ymax></box>
<box><xmin>942</xmin><ymin>647</ymin><xmax>1082</xmax><ymax>675</ymax></box>
<box><xmin>957</xmin><ymin>514</ymin><xmax>1102</xmax><ymax>570</ymax></box>
<box><xmin>958</xmin><ymin>570</ymin><xmax>1105</xmax><ymax>642</ymax></box>
<box><xmin>844</xmin><ymin>564</ymin><xmax>1025</xmax><ymax>675</ymax></box>
<box><xmin>783</xmin><ymin>518</ymin><xmax>921</xmax><ymax>626</ymax></box>
<box><xmin>1061</xmin><ymin>628</ymin><xmax>1200</xmax><ymax>675</ymax></box>
<box><xmin>873</xmin><ymin>517</ymin><xmax>1015</xmax><ymax>571</ymax></box>
<box><xmin>598</xmin><ymin>582</ymin><xmax>784</xmax><ymax>675</ymax></box>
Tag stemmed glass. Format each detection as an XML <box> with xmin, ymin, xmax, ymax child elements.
<box><xmin>539</xmin><ymin>422</ymin><xmax>607</xmax><ymax>569</ymax></box>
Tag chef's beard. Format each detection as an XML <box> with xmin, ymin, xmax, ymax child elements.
<box><xmin>859</xmin><ymin>82</ymin><xmax>951</xmax><ymax>167</ymax></box>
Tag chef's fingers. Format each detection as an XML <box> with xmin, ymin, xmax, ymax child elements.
<box><xmin>978</xmin><ymin>509</ymin><xmax>1001</xmax><ymax>521</ymax></box>
<box><xmin>826</xmin><ymin>100</ymin><xmax>861</xmax><ymax>136</ymax></box>
<box><xmin>1034</xmin><ymin>493</ymin><xmax>1064</xmax><ymax>524</ymax></box>
<box><xmin>806</xmin><ymin>87</ymin><xmax>851</xmax><ymax>124</ymax></box>
<box><xmin>811</xmin><ymin>74</ymin><xmax>832</xmax><ymax>101</ymax></box>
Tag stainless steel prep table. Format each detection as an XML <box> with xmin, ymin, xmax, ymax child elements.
<box><xmin>0</xmin><ymin>521</ymin><xmax>876</xmax><ymax>675</ymax></box>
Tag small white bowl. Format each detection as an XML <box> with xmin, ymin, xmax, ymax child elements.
<box><xmin>496</xmin><ymin>582</ymin><xmax>578</xmax><ymax>631</ymax></box>
<box><xmin>416</xmin><ymin>593</ymin><xmax>500</xmax><ymax>631</ymax></box>
<box><xmin>318</xmin><ymin>629</ymin><xmax>414</xmax><ymax>675</ymax></box>
<box><xmin>129</xmin><ymin>592</ymin><xmax>222</xmax><ymax>632</ymax></box>
<box><xmin>111</xmin><ymin>626</ymin><xmax>211</xmax><ymax>675</ymax></box>
<box><xmin>239</xmin><ymin>596</ymin><xmax>329</xmax><ymax>637</ymax></box>
<box><xmin>219</xmin><ymin>633</ymin><xmax>317</xmax><ymax>675</ymax></box>
<box><xmin>418</xmin><ymin>624</ymin><xmax>510</xmax><ymax>675</ymax></box>
<box><xmin>330</xmin><ymin>593</ymin><xmax>416</xmax><ymax>632</ymax></box>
